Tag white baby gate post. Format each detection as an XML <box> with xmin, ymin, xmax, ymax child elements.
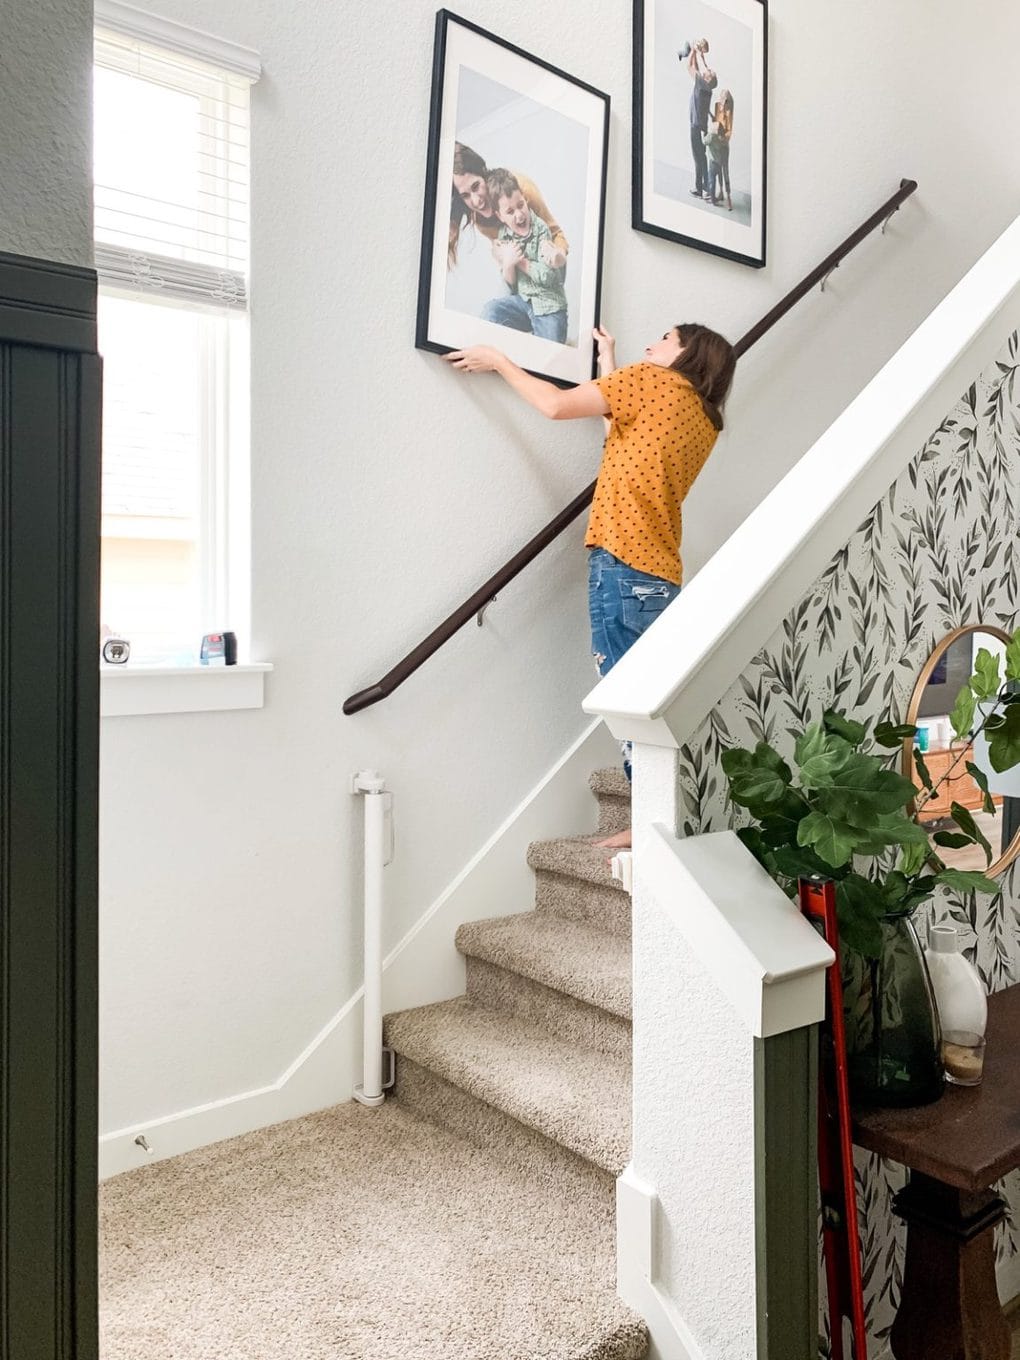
<box><xmin>351</xmin><ymin>769</ymin><xmax>393</xmax><ymax>1107</ymax></box>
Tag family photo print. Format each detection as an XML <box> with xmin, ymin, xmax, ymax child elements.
<box><xmin>416</xmin><ymin>10</ymin><xmax>610</xmax><ymax>385</ymax></box>
<box><xmin>633</xmin><ymin>0</ymin><xmax>767</xmax><ymax>268</ymax></box>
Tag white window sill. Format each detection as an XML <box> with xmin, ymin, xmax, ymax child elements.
<box><xmin>100</xmin><ymin>662</ymin><xmax>272</xmax><ymax>718</ymax></box>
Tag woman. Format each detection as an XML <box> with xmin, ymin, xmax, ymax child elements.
<box><xmin>705</xmin><ymin>89</ymin><xmax>734</xmax><ymax>210</ymax></box>
<box><xmin>449</xmin><ymin>143</ymin><xmax>568</xmax><ymax>331</ymax></box>
<box><xmin>444</xmin><ymin>320</ymin><xmax>736</xmax><ymax>847</ymax></box>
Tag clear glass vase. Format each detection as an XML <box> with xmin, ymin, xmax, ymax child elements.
<box><xmin>841</xmin><ymin>911</ymin><xmax>944</xmax><ymax>1107</ymax></box>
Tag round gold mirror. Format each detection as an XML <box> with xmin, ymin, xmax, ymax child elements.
<box><xmin>904</xmin><ymin>625</ymin><xmax>1020</xmax><ymax>877</ymax></box>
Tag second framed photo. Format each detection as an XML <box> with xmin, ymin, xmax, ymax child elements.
<box><xmin>417</xmin><ymin>10</ymin><xmax>611</xmax><ymax>386</ymax></box>
<box><xmin>633</xmin><ymin>0</ymin><xmax>767</xmax><ymax>268</ymax></box>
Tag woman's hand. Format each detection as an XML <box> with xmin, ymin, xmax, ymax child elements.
<box><xmin>539</xmin><ymin>240</ymin><xmax>566</xmax><ymax>269</ymax></box>
<box><xmin>592</xmin><ymin>325</ymin><xmax>617</xmax><ymax>374</ymax></box>
<box><xmin>443</xmin><ymin>346</ymin><xmax>506</xmax><ymax>374</ymax></box>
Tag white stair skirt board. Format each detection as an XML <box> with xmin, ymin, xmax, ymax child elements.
<box><xmin>99</xmin><ymin>718</ymin><xmax>621</xmax><ymax>1178</ymax></box>
<box><xmin>616</xmin><ymin>1167</ymin><xmax>705</xmax><ymax>1360</ymax></box>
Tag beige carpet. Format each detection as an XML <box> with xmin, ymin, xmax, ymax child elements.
<box><xmin>100</xmin><ymin>1101</ymin><xmax>647</xmax><ymax>1360</ymax></box>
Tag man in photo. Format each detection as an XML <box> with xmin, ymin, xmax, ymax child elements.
<box><xmin>482</xmin><ymin>169</ymin><xmax>568</xmax><ymax>344</ymax></box>
<box><xmin>685</xmin><ymin>39</ymin><xmax>718</xmax><ymax>201</ymax></box>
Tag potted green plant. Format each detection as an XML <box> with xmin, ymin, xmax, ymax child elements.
<box><xmin>721</xmin><ymin>631</ymin><xmax>1020</xmax><ymax>1107</ymax></box>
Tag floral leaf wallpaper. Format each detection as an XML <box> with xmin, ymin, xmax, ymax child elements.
<box><xmin>678</xmin><ymin>330</ymin><xmax>1020</xmax><ymax>1353</ymax></box>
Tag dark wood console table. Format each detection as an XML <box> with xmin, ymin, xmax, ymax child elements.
<box><xmin>853</xmin><ymin>983</ymin><xmax>1020</xmax><ymax>1360</ymax></box>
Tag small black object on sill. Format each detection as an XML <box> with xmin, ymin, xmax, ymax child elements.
<box><xmin>200</xmin><ymin>631</ymin><xmax>237</xmax><ymax>666</ymax></box>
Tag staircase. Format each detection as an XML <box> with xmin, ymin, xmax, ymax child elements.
<box><xmin>383</xmin><ymin>767</ymin><xmax>648</xmax><ymax>1359</ymax></box>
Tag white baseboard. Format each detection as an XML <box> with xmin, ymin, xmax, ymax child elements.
<box><xmin>616</xmin><ymin>1166</ymin><xmax>705</xmax><ymax>1360</ymax></box>
<box><xmin>99</xmin><ymin>719</ymin><xmax>620</xmax><ymax>1179</ymax></box>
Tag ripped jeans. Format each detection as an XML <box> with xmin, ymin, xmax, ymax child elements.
<box><xmin>588</xmin><ymin>547</ymin><xmax>680</xmax><ymax>781</ymax></box>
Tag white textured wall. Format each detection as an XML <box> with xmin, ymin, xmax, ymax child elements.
<box><xmin>100</xmin><ymin>0</ymin><xmax>1020</xmax><ymax>1135</ymax></box>
<box><xmin>0</xmin><ymin>0</ymin><xmax>92</xmax><ymax>265</ymax></box>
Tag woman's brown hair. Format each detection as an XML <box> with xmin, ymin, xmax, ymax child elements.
<box><xmin>448</xmin><ymin>142</ymin><xmax>490</xmax><ymax>266</ymax></box>
<box><xmin>669</xmin><ymin>323</ymin><xmax>736</xmax><ymax>431</ymax></box>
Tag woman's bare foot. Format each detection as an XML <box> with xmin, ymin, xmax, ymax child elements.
<box><xmin>593</xmin><ymin>828</ymin><xmax>632</xmax><ymax>850</ymax></box>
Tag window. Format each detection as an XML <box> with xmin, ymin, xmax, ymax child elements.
<box><xmin>93</xmin><ymin>23</ymin><xmax>256</xmax><ymax>663</ymax></box>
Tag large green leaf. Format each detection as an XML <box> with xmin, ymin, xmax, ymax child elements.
<box><xmin>969</xmin><ymin>648</ymin><xmax>1002</xmax><ymax>701</ymax></box>
<box><xmin>950</xmin><ymin>684</ymin><xmax>976</xmax><ymax>740</ymax></box>
<box><xmin>730</xmin><ymin>768</ymin><xmax>790</xmax><ymax>807</ymax></box>
<box><xmin>721</xmin><ymin>747</ymin><xmax>754</xmax><ymax>777</ymax></box>
<box><xmin>795</xmin><ymin>724</ymin><xmax>853</xmax><ymax>786</ymax></box>
<box><xmin>950</xmin><ymin>802</ymin><xmax>992</xmax><ymax>864</ymax></box>
<box><xmin>797</xmin><ymin>811</ymin><xmax>859</xmax><ymax>868</ymax></box>
<box><xmin>897</xmin><ymin>841</ymin><xmax>930</xmax><ymax>877</ymax></box>
<box><xmin>752</xmin><ymin>742</ymin><xmax>794</xmax><ymax>781</ymax></box>
<box><xmin>736</xmin><ymin>826</ymin><xmax>771</xmax><ymax>871</ymax></box>
<box><xmin>835</xmin><ymin>874</ymin><xmax>887</xmax><ymax>959</ymax></box>
<box><xmin>986</xmin><ymin>704</ymin><xmax>1020</xmax><ymax>773</ymax></box>
<box><xmin>935</xmin><ymin>869</ymin><xmax>1000</xmax><ymax>896</ymax></box>
<box><xmin>815</xmin><ymin>756</ymin><xmax>918</xmax><ymax>822</ymax></box>
<box><xmin>965</xmin><ymin>761</ymin><xmax>997</xmax><ymax>817</ymax></box>
<box><xmin>933</xmin><ymin>831</ymin><xmax>974</xmax><ymax>850</ymax></box>
<box><xmin>913</xmin><ymin>749</ymin><xmax>933</xmax><ymax>792</ymax></box>
<box><xmin>854</xmin><ymin>813</ymin><xmax>929</xmax><ymax>856</ymax></box>
<box><xmin>822</xmin><ymin>709</ymin><xmax>867</xmax><ymax>748</ymax></box>
<box><xmin>724</xmin><ymin>742</ymin><xmax>794</xmax><ymax>811</ymax></box>
<box><xmin>873</xmin><ymin>721</ymin><xmax>918</xmax><ymax>749</ymax></box>
<box><xmin>837</xmin><ymin>912</ymin><xmax>884</xmax><ymax>958</ymax></box>
<box><xmin>1005</xmin><ymin>630</ymin><xmax>1020</xmax><ymax>683</ymax></box>
<box><xmin>758</xmin><ymin>809</ymin><xmax>803</xmax><ymax>848</ymax></box>
<box><xmin>881</xmin><ymin>871</ymin><xmax>911</xmax><ymax>908</ymax></box>
<box><xmin>770</xmin><ymin>843</ymin><xmax>843</xmax><ymax>881</ymax></box>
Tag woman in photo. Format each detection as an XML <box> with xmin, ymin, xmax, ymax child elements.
<box><xmin>442</xmin><ymin>319</ymin><xmax>736</xmax><ymax>846</ymax></box>
<box><xmin>448</xmin><ymin>143</ymin><xmax>569</xmax><ymax>331</ymax></box>
<box><xmin>705</xmin><ymin>89</ymin><xmax>734</xmax><ymax>210</ymax></box>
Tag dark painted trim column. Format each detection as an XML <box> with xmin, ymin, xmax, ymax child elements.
<box><xmin>755</xmin><ymin>1026</ymin><xmax>820</xmax><ymax>1360</ymax></box>
<box><xmin>0</xmin><ymin>248</ymin><xmax>100</xmax><ymax>1360</ymax></box>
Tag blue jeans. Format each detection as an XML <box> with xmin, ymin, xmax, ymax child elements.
<box><xmin>482</xmin><ymin>293</ymin><xmax>567</xmax><ymax>343</ymax></box>
<box><xmin>588</xmin><ymin>547</ymin><xmax>680</xmax><ymax>780</ymax></box>
<box><xmin>690</xmin><ymin>124</ymin><xmax>710</xmax><ymax>194</ymax></box>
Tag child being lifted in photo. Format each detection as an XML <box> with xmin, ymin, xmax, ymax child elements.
<box><xmin>484</xmin><ymin>168</ymin><xmax>569</xmax><ymax>345</ymax></box>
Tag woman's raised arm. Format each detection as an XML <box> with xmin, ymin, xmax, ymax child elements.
<box><xmin>443</xmin><ymin>347</ymin><xmax>610</xmax><ymax>421</ymax></box>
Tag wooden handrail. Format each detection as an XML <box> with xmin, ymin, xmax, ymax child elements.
<box><xmin>343</xmin><ymin>178</ymin><xmax>918</xmax><ymax>715</ymax></box>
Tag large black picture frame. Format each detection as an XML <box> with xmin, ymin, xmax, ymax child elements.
<box><xmin>416</xmin><ymin>10</ymin><xmax>611</xmax><ymax>386</ymax></box>
<box><xmin>633</xmin><ymin>0</ymin><xmax>768</xmax><ymax>269</ymax></box>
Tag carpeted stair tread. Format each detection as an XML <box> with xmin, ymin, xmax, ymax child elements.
<box><xmin>99</xmin><ymin>1100</ymin><xmax>649</xmax><ymax>1360</ymax></box>
<box><xmin>589</xmin><ymin>767</ymin><xmax>631</xmax><ymax>800</ymax></box>
<box><xmin>456</xmin><ymin>912</ymin><xmax>631</xmax><ymax>1020</ymax></box>
<box><xmin>384</xmin><ymin>997</ymin><xmax>631</xmax><ymax>1174</ymax></box>
<box><xmin>574</xmin><ymin>1324</ymin><xmax>650</xmax><ymax>1360</ymax></box>
<box><xmin>527</xmin><ymin>836</ymin><xmax>627</xmax><ymax>891</ymax></box>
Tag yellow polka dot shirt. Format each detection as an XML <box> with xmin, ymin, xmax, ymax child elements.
<box><xmin>585</xmin><ymin>362</ymin><xmax>718</xmax><ymax>585</ymax></box>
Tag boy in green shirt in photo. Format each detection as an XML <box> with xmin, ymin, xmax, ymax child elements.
<box><xmin>483</xmin><ymin>168</ymin><xmax>569</xmax><ymax>345</ymax></box>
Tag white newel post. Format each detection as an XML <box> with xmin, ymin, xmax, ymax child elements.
<box><xmin>616</xmin><ymin>742</ymin><xmax>833</xmax><ymax>1360</ymax></box>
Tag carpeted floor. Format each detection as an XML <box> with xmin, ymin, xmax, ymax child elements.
<box><xmin>99</xmin><ymin>1101</ymin><xmax>646</xmax><ymax>1360</ymax></box>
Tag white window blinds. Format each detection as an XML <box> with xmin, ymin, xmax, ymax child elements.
<box><xmin>94</xmin><ymin>28</ymin><xmax>255</xmax><ymax>309</ymax></box>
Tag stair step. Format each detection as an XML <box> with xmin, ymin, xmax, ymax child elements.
<box><xmin>589</xmin><ymin>767</ymin><xmax>631</xmax><ymax>836</ymax></box>
<box><xmin>394</xmin><ymin>1056</ymin><xmax>616</xmax><ymax>1202</ymax></box>
<box><xmin>384</xmin><ymin>997</ymin><xmax>631</xmax><ymax>1175</ymax></box>
<box><xmin>456</xmin><ymin>912</ymin><xmax>631</xmax><ymax>1019</ymax></box>
<box><xmin>534</xmin><ymin>874</ymin><xmax>631</xmax><ymax>938</ymax></box>
<box><xmin>574</xmin><ymin>1324</ymin><xmax>650</xmax><ymax>1360</ymax></box>
<box><xmin>527</xmin><ymin>837</ymin><xmax>631</xmax><ymax>937</ymax></box>
<box><xmin>590</xmin><ymin>767</ymin><xmax>632</xmax><ymax>800</ymax></box>
<box><xmin>465</xmin><ymin>957</ymin><xmax>631</xmax><ymax>1057</ymax></box>
<box><xmin>527</xmin><ymin>835</ymin><xmax>627</xmax><ymax>891</ymax></box>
